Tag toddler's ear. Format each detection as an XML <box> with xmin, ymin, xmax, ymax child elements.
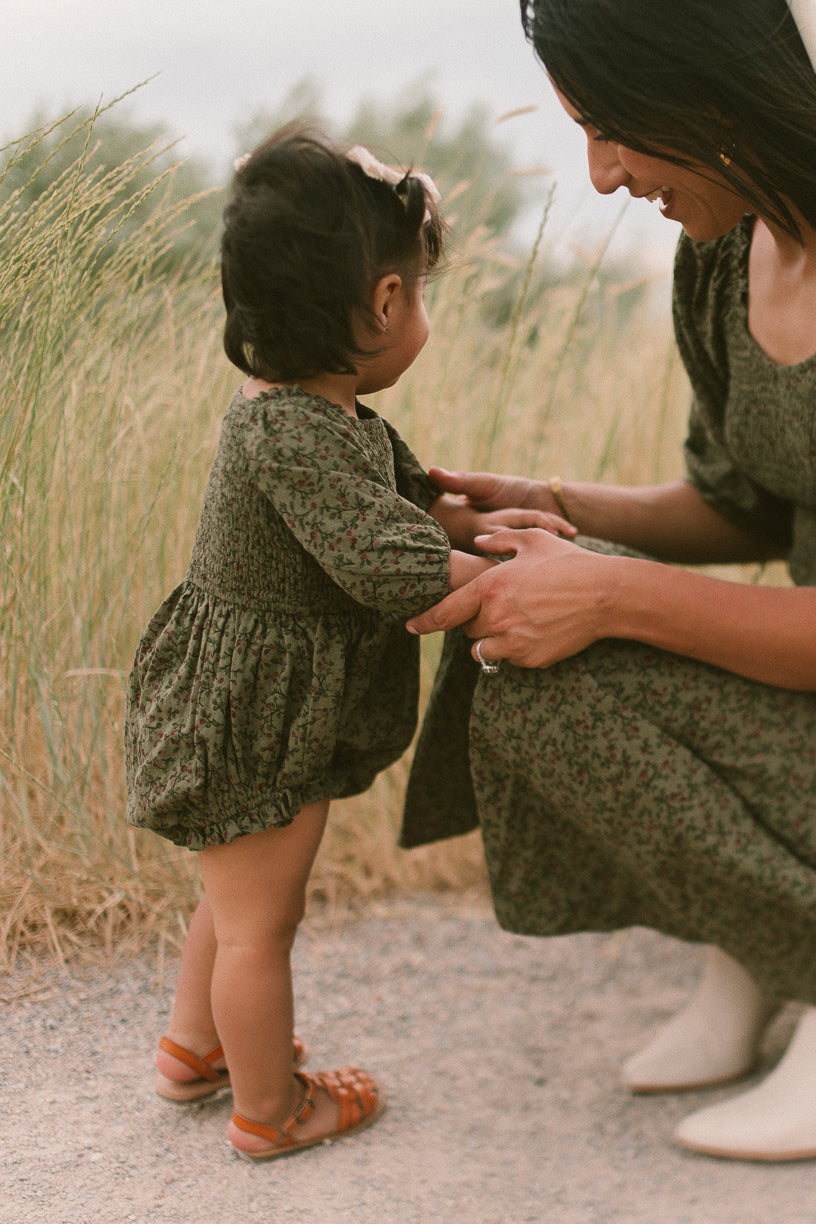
<box><xmin>371</xmin><ymin>273</ymin><xmax>402</xmax><ymax>329</ymax></box>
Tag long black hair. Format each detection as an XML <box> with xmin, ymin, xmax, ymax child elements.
<box><xmin>520</xmin><ymin>0</ymin><xmax>816</xmax><ymax>238</ymax></box>
<box><xmin>221</xmin><ymin>123</ymin><xmax>445</xmax><ymax>381</ymax></box>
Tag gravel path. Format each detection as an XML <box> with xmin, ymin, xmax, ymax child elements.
<box><xmin>3</xmin><ymin>893</ymin><xmax>816</xmax><ymax>1224</ymax></box>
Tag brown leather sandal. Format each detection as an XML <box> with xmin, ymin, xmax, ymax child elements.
<box><xmin>231</xmin><ymin>1067</ymin><xmax>385</xmax><ymax>1161</ymax></box>
<box><xmin>155</xmin><ymin>1035</ymin><xmax>308</xmax><ymax>1102</ymax></box>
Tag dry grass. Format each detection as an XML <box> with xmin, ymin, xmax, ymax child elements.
<box><xmin>1</xmin><ymin>113</ymin><xmax>692</xmax><ymax>968</ymax></box>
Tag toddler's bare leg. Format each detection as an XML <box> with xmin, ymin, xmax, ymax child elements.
<box><xmin>199</xmin><ymin>801</ymin><xmax>344</xmax><ymax>1153</ymax></box>
<box><xmin>156</xmin><ymin>896</ymin><xmax>223</xmax><ymax>1086</ymax></box>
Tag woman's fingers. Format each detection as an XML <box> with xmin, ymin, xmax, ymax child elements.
<box><xmin>427</xmin><ymin>466</ymin><xmax>489</xmax><ymax>495</ymax></box>
<box><xmin>475</xmin><ymin>526</ymin><xmax>573</xmax><ymax>558</ymax></box>
<box><xmin>428</xmin><ymin>466</ymin><xmax>537</xmax><ymax>511</ymax></box>
<box><xmin>472</xmin><ymin>635</ymin><xmax>502</xmax><ymax>670</ymax></box>
<box><xmin>406</xmin><ymin>577</ymin><xmax>486</xmax><ymax>635</ymax></box>
<box><xmin>407</xmin><ymin>528</ymin><xmax>572</xmax><ymax>638</ymax></box>
<box><xmin>478</xmin><ymin>508</ymin><xmax>576</xmax><ymax>537</ymax></box>
<box><xmin>407</xmin><ymin>527</ymin><xmax>590</xmax><ymax>679</ymax></box>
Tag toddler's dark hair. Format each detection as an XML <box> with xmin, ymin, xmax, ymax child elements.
<box><xmin>221</xmin><ymin>123</ymin><xmax>445</xmax><ymax>380</ymax></box>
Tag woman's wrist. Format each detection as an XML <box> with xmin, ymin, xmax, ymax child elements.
<box><xmin>542</xmin><ymin>478</ymin><xmax>620</xmax><ymax>539</ymax></box>
<box><xmin>598</xmin><ymin>555</ymin><xmax>650</xmax><ymax>640</ymax></box>
<box><xmin>543</xmin><ymin>476</ymin><xmax>590</xmax><ymax>533</ymax></box>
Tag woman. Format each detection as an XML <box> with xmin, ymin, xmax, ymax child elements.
<box><xmin>403</xmin><ymin>0</ymin><xmax>816</xmax><ymax>1161</ymax></box>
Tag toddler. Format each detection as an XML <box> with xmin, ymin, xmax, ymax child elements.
<box><xmin>125</xmin><ymin>124</ymin><xmax>500</xmax><ymax>1160</ymax></box>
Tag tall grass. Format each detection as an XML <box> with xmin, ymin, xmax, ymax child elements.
<box><xmin>0</xmin><ymin>112</ymin><xmax>689</xmax><ymax>966</ymax></box>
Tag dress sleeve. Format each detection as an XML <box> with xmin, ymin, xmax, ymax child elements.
<box><xmin>379</xmin><ymin>416</ymin><xmax>441</xmax><ymax>511</ymax></box>
<box><xmin>246</xmin><ymin>399</ymin><xmax>452</xmax><ymax>617</ymax></box>
<box><xmin>672</xmin><ymin>231</ymin><xmax>793</xmax><ymax>550</ymax></box>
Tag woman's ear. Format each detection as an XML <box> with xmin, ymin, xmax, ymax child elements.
<box><xmin>371</xmin><ymin>273</ymin><xmax>402</xmax><ymax>331</ymax></box>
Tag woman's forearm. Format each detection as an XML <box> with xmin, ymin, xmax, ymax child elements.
<box><xmin>605</xmin><ymin>557</ymin><xmax>816</xmax><ymax>690</ymax></box>
<box><xmin>408</xmin><ymin>527</ymin><xmax>814</xmax><ymax>692</ymax></box>
<box><xmin>540</xmin><ymin>478</ymin><xmax>780</xmax><ymax>565</ymax></box>
<box><xmin>427</xmin><ymin>468</ymin><xmax>779</xmax><ymax>566</ymax></box>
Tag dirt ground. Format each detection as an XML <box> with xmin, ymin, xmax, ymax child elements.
<box><xmin>2</xmin><ymin>892</ymin><xmax>816</xmax><ymax>1224</ymax></box>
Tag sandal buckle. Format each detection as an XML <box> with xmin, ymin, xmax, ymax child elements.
<box><xmin>291</xmin><ymin>1075</ymin><xmax>316</xmax><ymax>1126</ymax></box>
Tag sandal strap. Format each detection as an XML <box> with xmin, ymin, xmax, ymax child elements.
<box><xmin>232</xmin><ymin>1073</ymin><xmax>316</xmax><ymax>1148</ymax></box>
<box><xmin>313</xmin><ymin>1067</ymin><xmax>380</xmax><ymax>1131</ymax></box>
<box><xmin>158</xmin><ymin>1036</ymin><xmax>225</xmax><ymax>1083</ymax></box>
<box><xmin>231</xmin><ymin>1068</ymin><xmax>382</xmax><ymax>1159</ymax></box>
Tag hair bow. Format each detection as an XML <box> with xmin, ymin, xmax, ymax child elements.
<box><xmin>789</xmin><ymin>0</ymin><xmax>816</xmax><ymax>72</ymax></box>
<box><xmin>346</xmin><ymin>144</ymin><xmax>441</xmax><ymax>222</ymax></box>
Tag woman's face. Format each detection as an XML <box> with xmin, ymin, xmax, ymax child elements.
<box><xmin>553</xmin><ymin>85</ymin><xmax>748</xmax><ymax>241</ymax></box>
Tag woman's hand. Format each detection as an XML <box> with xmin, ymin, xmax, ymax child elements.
<box><xmin>429</xmin><ymin>466</ymin><xmax>564</xmax><ymax>519</ymax></box>
<box><xmin>428</xmin><ymin>470</ymin><xmax>575</xmax><ymax>555</ymax></box>
<box><xmin>407</xmin><ymin>527</ymin><xmax>618</xmax><ymax>670</ymax></box>
<box><xmin>431</xmin><ymin>469</ymin><xmax>783</xmax><ymax>565</ymax></box>
<box><xmin>410</xmin><ymin>525</ymin><xmax>816</xmax><ymax>690</ymax></box>
<box><xmin>429</xmin><ymin>493</ymin><xmax>575</xmax><ymax>552</ymax></box>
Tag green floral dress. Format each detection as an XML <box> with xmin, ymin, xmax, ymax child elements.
<box><xmin>125</xmin><ymin>386</ymin><xmax>451</xmax><ymax>850</ymax></box>
<box><xmin>403</xmin><ymin>220</ymin><xmax>816</xmax><ymax>1005</ymax></box>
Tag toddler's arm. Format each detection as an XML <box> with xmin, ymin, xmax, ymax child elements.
<box><xmin>449</xmin><ymin>549</ymin><xmax>496</xmax><ymax>589</ymax></box>
<box><xmin>249</xmin><ymin>404</ymin><xmax>453</xmax><ymax>617</ymax></box>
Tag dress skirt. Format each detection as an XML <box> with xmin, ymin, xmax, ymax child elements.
<box><xmin>403</xmin><ymin>628</ymin><xmax>816</xmax><ymax>1005</ymax></box>
<box><xmin>403</xmin><ymin>221</ymin><xmax>816</xmax><ymax>1005</ymax></box>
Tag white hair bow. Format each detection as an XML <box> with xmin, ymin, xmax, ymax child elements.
<box><xmin>346</xmin><ymin>144</ymin><xmax>441</xmax><ymax>223</ymax></box>
<box><xmin>789</xmin><ymin>0</ymin><xmax>816</xmax><ymax>71</ymax></box>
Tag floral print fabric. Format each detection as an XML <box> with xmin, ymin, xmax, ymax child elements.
<box><xmin>125</xmin><ymin>386</ymin><xmax>451</xmax><ymax>849</ymax></box>
<box><xmin>402</xmin><ymin>226</ymin><xmax>816</xmax><ymax>1004</ymax></box>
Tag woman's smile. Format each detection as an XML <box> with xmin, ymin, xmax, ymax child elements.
<box><xmin>634</xmin><ymin>186</ymin><xmax>674</xmax><ymax>214</ymax></box>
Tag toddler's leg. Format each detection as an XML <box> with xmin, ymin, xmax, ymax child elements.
<box><xmin>155</xmin><ymin>897</ymin><xmax>224</xmax><ymax>1094</ymax></box>
<box><xmin>199</xmin><ymin>801</ymin><xmax>327</xmax><ymax>1145</ymax></box>
<box><xmin>200</xmin><ymin>800</ymin><xmax>381</xmax><ymax>1157</ymax></box>
<box><xmin>156</xmin><ymin>891</ymin><xmax>309</xmax><ymax>1099</ymax></box>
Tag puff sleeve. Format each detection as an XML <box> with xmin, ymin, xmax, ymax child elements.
<box><xmin>246</xmin><ymin>397</ymin><xmax>452</xmax><ymax>617</ymax></box>
<box><xmin>673</xmin><ymin>229</ymin><xmax>793</xmax><ymax>551</ymax></box>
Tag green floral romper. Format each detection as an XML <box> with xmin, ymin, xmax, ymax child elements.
<box><xmin>403</xmin><ymin>220</ymin><xmax>816</xmax><ymax>1005</ymax></box>
<box><xmin>125</xmin><ymin>386</ymin><xmax>451</xmax><ymax>851</ymax></box>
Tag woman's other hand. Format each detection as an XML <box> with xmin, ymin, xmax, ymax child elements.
<box><xmin>428</xmin><ymin>470</ymin><xmax>575</xmax><ymax>553</ymax></box>
<box><xmin>407</xmin><ymin>527</ymin><xmax>617</xmax><ymax>670</ymax></box>
<box><xmin>429</xmin><ymin>466</ymin><xmax>563</xmax><ymax>516</ymax></box>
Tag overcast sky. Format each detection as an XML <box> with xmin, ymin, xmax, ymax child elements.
<box><xmin>4</xmin><ymin>0</ymin><xmax>678</xmax><ymax>268</ymax></box>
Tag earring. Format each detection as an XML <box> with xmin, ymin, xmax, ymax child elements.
<box><xmin>718</xmin><ymin>148</ymin><xmax>732</xmax><ymax>167</ymax></box>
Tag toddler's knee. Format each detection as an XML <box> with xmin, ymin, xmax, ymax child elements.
<box><xmin>215</xmin><ymin>902</ymin><xmax>304</xmax><ymax>958</ymax></box>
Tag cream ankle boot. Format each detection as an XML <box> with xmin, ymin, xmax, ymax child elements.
<box><xmin>623</xmin><ymin>946</ymin><xmax>775</xmax><ymax>1093</ymax></box>
<box><xmin>675</xmin><ymin>1007</ymin><xmax>816</xmax><ymax>1160</ymax></box>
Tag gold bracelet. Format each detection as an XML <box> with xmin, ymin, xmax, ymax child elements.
<box><xmin>548</xmin><ymin>476</ymin><xmax>572</xmax><ymax>523</ymax></box>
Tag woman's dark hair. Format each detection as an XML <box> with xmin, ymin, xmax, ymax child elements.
<box><xmin>520</xmin><ymin>0</ymin><xmax>816</xmax><ymax>238</ymax></box>
<box><xmin>221</xmin><ymin>123</ymin><xmax>445</xmax><ymax>380</ymax></box>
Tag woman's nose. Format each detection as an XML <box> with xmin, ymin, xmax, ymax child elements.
<box><xmin>586</xmin><ymin>140</ymin><xmax>629</xmax><ymax>195</ymax></box>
